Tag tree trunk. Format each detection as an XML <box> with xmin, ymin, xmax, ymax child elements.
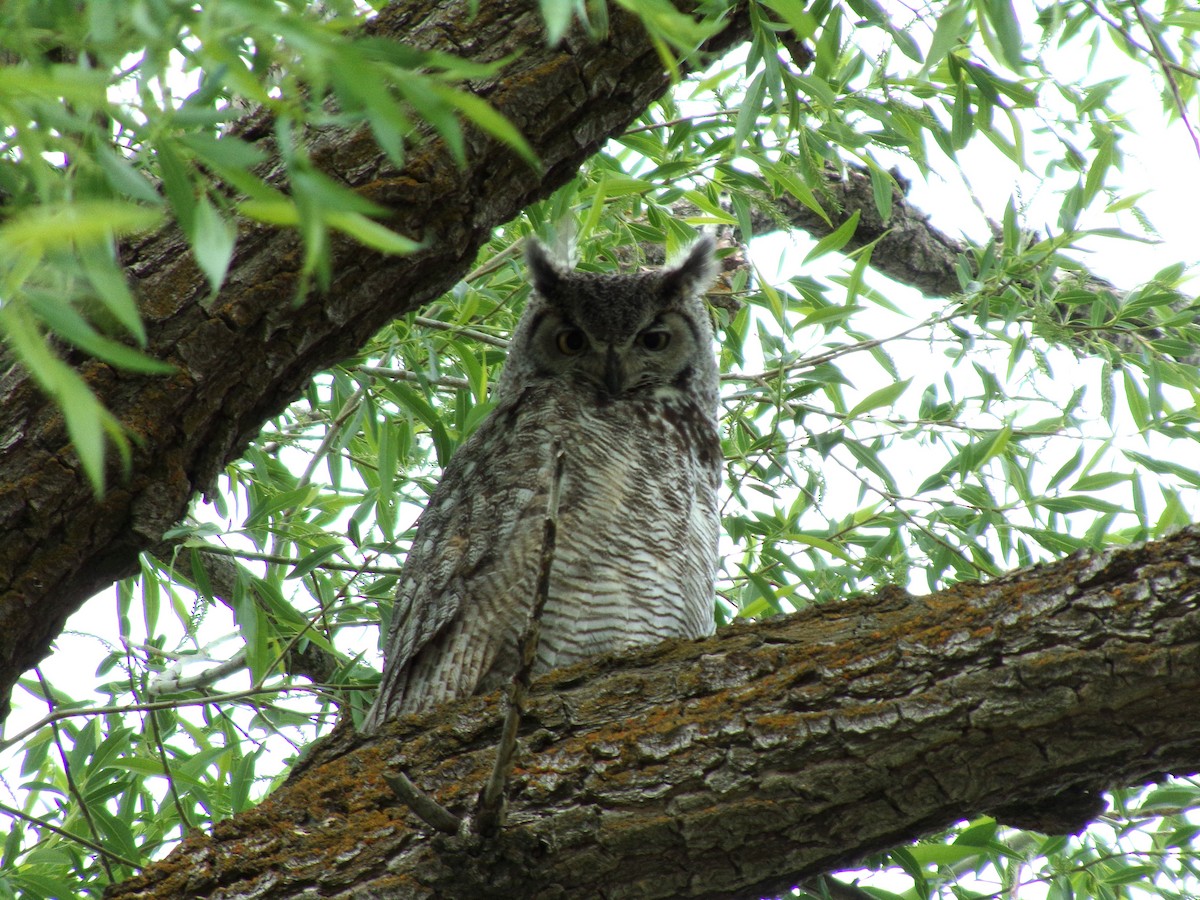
<box><xmin>108</xmin><ymin>525</ymin><xmax>1200</xmax><ymax>899</ymax></box>
<box><xmin>0</xmin><ymin>0</ymin><xmax>758</xmax><ymax>724</ymax></box>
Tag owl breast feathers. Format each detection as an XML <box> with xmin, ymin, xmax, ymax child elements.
<box><xmin>361</xmin><ymin>237</ymin><xmax>722</xmax><ymax>731</ymax></box>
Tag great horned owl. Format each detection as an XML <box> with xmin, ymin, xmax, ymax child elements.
<box><xmin>361</xmin><ymin>237</ymin><xmax>722</xmax><ymax>731</ymax></box>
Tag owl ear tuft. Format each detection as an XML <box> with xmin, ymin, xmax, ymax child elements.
<box><xmin>526</xmin><ymin>239</ymin><xmax>567</xmax><ymax>299</ymax></box>
<box><xmin>660</xmin><ymin>235</ymin><xmax>718</xmax><ymax>302</ymax></box>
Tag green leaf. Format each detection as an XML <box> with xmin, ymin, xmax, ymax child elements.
<box><xmin>797</xmin><ymin>304</ymin><xmax>856</xmax><ymax>330</ymax></box>
<box><xmin>844</xmin><ymin>438</ymin><xmax>899</xmax><ymax>492</ymax></box>
<box><xmin>760</xmin><ymin>0</ymin><xmax>818</xmax><ymax>37</ymax></box>
<box><xmin>1001</xmin><ymin>196</ymin><xmax>1019</xmax><ymax>252</ymax></box>
<box><xmin>1105</xmin><ymin>190</ymin><xmax>1150</xmax><ymax>214</ymax></box>
<box><xmin>841</xmin><ymin>236</ymin><xmax>875</xmax><ymax>306</ymax></box>
<box><xmin>1082</xmin><ymin>127</ymin><xmax>1114</xmax><ymax>207</ymax></box>
<box><xmin>1038</xmin><ymin>496</ymin><xmax>1124</xmax><ymax>515</ymax></box>
<box><xmin>614</xmin><ymin>0</ymin><xmax>721</xmax><ymax>53</ymax></box>
<box><xmin>887</xmin><ymin>22</ymin><xmax>924</xmax><ymax>63</ymax></box>
<box><xmin>951</xmin><ymin>75</ymin><xmax>972</xmax><ymax>149</ymax></box>
<box><xmin>924</xmin><ymin>0</ymin><xmax>971</xmax><ymax>71</ymax></box>
<box><xmin>1123</xmin><ymin>451</ymin><xmax>1200</xmax><ymax>489</ymax></box>
<box><xmin>180</xmin><ymin>133</ymin><xmax>267</xmax><ymax>171</ymax></box>
<box><xmin>95</xmin><ymin>145</ymin><xmax>163</xmax><ymax>205</ymax></box>
<box><xmin>232</xmin><ymin>572</ymin><xmax>268</xmax><ymax>682</ymax></box>
<box><xmin>156</xmin><ymin>139</ymin><xmax>198</xmax><ymax>236</ymax></box>
<box><xmin>326</xmin><ymin>212</ymin><xmax>424</xmax><ymax>256</ymax></box>
<box><xmin>1071</xmin><ymin>472</ymin><xmax>1130</xmax><ymax>492</ymax></box>
<box><xmin>907</xmin><ymin>842</ymin><xmax>987</xmax><ymax>867</ymax></box>
<box><xmin>868</xmin><ymin>163</ymin><xmax>893</xmax><ymax>222</ymax></box>
<box><xmin>537</xmin><ymin>0</ymin><xmax>577</xmax><ymax>44</ymax></box>
<box><xmin>191</xmin><ymin>198</ymin><xmax>237</xmax><ymax>292</ymax></box>
<box><xmin>27</xmin><ymin>294</ymin><xmax>174</xmax><ymax>375</ymax></box>
<box><xmin>1122</xmin><ymin>369</ymin><xmax>1151</xmax><ymax>430</ymax></box>
<box><xmin>1046</xmin><ymin>446</ymin><xmax>1083</xmax><ymax>490</ymax></box>
<box><xmin>804</xmin><ymin>210</ymin><xmax>860</xmax><ymax>263</ymax></box>
<box><xmin>239</xmin><ymin>198</ymin><xmax>301</xmax><ymax>226</ymax></box>
<box><xmin>735</xmin><ymin>71</ymin><xmax>767</xmax><ymax>151</ymax></box>
<box><xmin>847</xmin><ymin>378</ymin><xmax>911</xmax><ymax>419</ymax></box>
<box><xmin>978</xmin><ymin>0</ymin><xmax>1024</xmax><ymax>70</ymax></box>
<box><xmin>768</xmin><ymin>162</ymin><xmax>831</xmax><ymax>226</ymax></box>
<box><xmin>286</xmin><ymin>543</ymin><xmax>345</xmax><ymax>581</ymax></box>
<box><xmin>795</xmin><ymin>74</ymin><xmax>838</xmax><ymax>109</ymax></box>
<box><xmin>431</xmin><ymin>83</ymin><xmax>541</xmax><ymax>170</ymax></box>
<box><xmin>80</xmin><ymin>246</ymin><xmax>147</xmax><ymax>343</ymax></box>
<box><xmin>0</xmin><ymin>202</ymin><xmax>160</xmax><ymax>255</ymax></box>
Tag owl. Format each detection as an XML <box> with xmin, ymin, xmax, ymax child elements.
<box><xmin>361</xmin><ymin>236</ymin><xmax>722</xmax><ymax>731</ymax></box>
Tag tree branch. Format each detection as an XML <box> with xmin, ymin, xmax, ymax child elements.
<box><xmin>109</xmin><ymin>525</ymin><xmax>1200</xmax><ymax>899</ymax></box>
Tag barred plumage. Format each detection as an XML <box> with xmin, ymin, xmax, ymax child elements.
<box><xmin>362</xmin><ymin>237</ymin><xmax>722</xmax><ymax>731</ymax></box>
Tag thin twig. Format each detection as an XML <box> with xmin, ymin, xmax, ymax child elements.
<box><xmin>1083</xmin><ymin>0</ymin><xmax>1200</xmax><ymax>81</ymax></box>
<box><xmin>122</xmin><ymin>644</ymin><xmax>193</xmax><ymax>834</ymax></box>
<box><xmin>382</xmin><ymin>770</ymin><xmax>463</xmax><ymax>835</ymax></box>
<box><xmin>35</xmin><ymin>669</ymin><xmax>115</xmax><ymax>880</ymax></box>
<box><xmin>296</xmin><ymin>383</ymin><xmax>366</xmax><ymax>492</ymax></box>
<box><xmin>356</xmin><ymin>365</ymin><xmax>472</xmax><ymax>391</ymax></box>
<box><xmin>718</xmin><ymin>312</ymin><xmax>956</xmax><ymax>385</ymax></box>
<box><xmin>1131</xmin><ymin>0</ymin><xmax>1200</xmax><ymax>163</ymax></box>
<box><xmin>0</xmin><ymin>799</ymin><xmax>140</xmax><ymax>870</ymax></box>
<box><xmin>474</xmin><ymin>443</ymin><xmax>566</xmax><ymax>837</ymax></box>
<box><xmin>0</xmin><ymin>685</ymin><xmax>331</xmax><ymax>753</ymax></box>
<box><xmin>145</xmin><ymin>699</ymin><xmax>192</xmax><ymax>833</ymax></box>
<box><xmin>172</xmin><ymin>542</ymin><xmax>405</xmax><ymax>575</ymax></box>
<box><xmin>413</xmin><ymin>315</ymin><xmax>510</xmax><ymax>348</ymax></box>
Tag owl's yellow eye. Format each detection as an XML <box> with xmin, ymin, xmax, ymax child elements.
<box><xmin>556</xmin><ymin>328</ymin><xmax>587</xmax><ymax>355</ymax></box>
<box><xmin>637</xmin><ymin>330</ymin><xmax>671</xmax><ymax>351</ymax></box>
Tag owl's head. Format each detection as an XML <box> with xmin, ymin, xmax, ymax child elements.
<box><xmin>499</xmin><ymin>237</ymin><xmax>719</xmax><ymax>405</ymax></box>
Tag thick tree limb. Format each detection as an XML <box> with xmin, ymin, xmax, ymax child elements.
<box><xmin>108</xmin><ymin>525</ymin><xmax>1200</xmax><ymax>899</ymax></box>
<box><xmin>0</xmin><ymin>0</ymin><xmax>752</xmax><ymax>724</ymax></box>
<box><xmin>750</xmin><ymin>168</ymin><xmax>967</xmax><ymax>298</ymax></box>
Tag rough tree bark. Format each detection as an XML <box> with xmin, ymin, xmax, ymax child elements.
<box><xmin>7</xmin><ymin>4</ymin><xmax>1195</xmax><ymax>895</ymax></box>
<box><xmin>107</xmin><ymin>524</ymin><xmax>1200</xmax><ymax>899</ymax></box>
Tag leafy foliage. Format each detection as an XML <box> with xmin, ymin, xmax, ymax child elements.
<box><xmin>1</xmin><ymin>0</ymin><xmax>1199</xmax><ymax>898</ymax></box>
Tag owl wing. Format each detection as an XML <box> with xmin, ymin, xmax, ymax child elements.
<box><xmin>362</xmin><ymin>408</ymin><xmax>551</xmax><ymax>729</ymax></box>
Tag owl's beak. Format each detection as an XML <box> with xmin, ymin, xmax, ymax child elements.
<box><xmin>603</xmin><ymin>345</ymin><xmax>626</xmax><ymax>395</ymax></box>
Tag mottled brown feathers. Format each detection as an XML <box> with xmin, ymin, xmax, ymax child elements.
<box><xmin>362</xmin><ymin>239</ymin><xmax>722</xmax><ymax>731</ymax></box>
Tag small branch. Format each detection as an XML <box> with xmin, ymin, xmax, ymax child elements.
<box><xmin>0</xmin><ymin>799</ymin><xmax>140</xmax><ymax>870</ymax></box>
<box><xmin>147</xmin><ymin>649</ymin><xmax>249</xmax><ymax>697</ymax></box>
<box><xmin>0</xmin><ymin>684</ymin><xmax>331</xmax><ymax>753</ymax></box>
<box><xmin>35</xmin><ymin>669</ymin><xmax>116</xmax><ymax>881</ymax></box>
<box><xmin>295</xmin><ymin>384</ymin><xmax>366</xmax><ymax>493</ymax></box>
<box><xmin>158</xmin><ymin>540</ymin><xmax>405</xmax><ymax>575</ymax></box>
<box><xmin>474</xmin><ymin>443</ymin><xmax>566</xmax><ymax>838</ymax></box>
<box><xmin>718</xmin><ymin>311</ymin><xmax>956</xmax><ymax>385</ymax></box>
<box><xmin>1131</xmin><ymin>0</ymin><xmax>1200</xmax><ymax>163</ymax></box>
<box><xmin>145</xmin><ymin>697</ymin><xmax>193</xmax><ymax>834</ymax></box>
<box><xmin>1084</xmin><ymin>0</ymin><xmax>1200</xmax><ymax>81</ymax></box>
<box><xmin>383</xmin><ymin>770</ymin><xmax>463</xmax><ymax>836</ymax></box>
<box><xmin>150</xmin><ymin>539</ymin><xmax>362</xmax><ymax>685</ymax></box>
<box><xmin>413</xmin><ymin>315</ymin><xmax>510</xmax><ymax>348</ymax></box>
<box><xmin>356</xmin><ymin>365</ymin><xmax>472</xmax><ymax>392</ymax></box>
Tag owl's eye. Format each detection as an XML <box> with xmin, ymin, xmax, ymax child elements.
<box><xmin>637</xmin><ymin>330</ymin><xmax>672</xmax><ymax>352</ymax></box>
<box><xmin>556</xmin><ymin>328</ymin><xmax>588</xmax><ymax>355</ymax></box>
